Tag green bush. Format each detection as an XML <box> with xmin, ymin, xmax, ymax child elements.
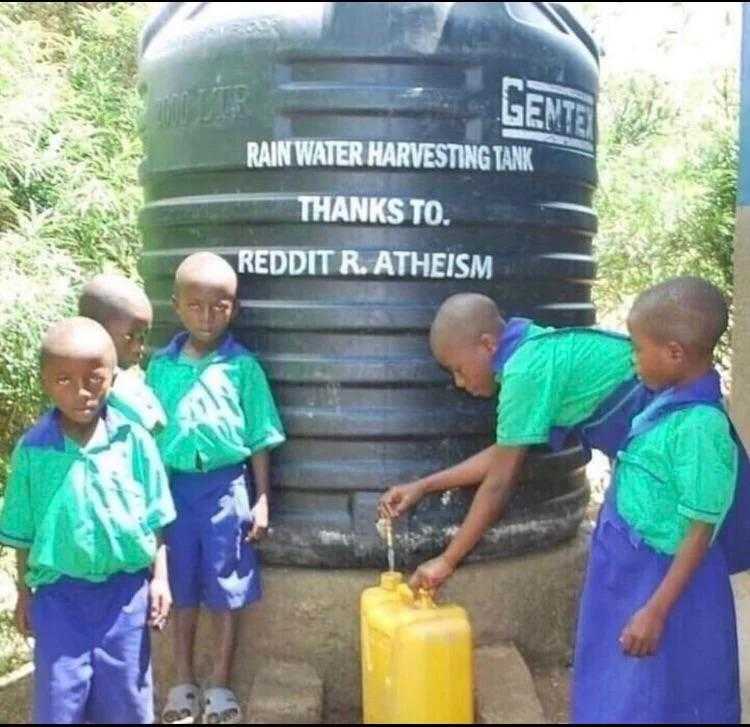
<box><xmin>594</xmin><ymin>70</ymin><xmax>738</xmax><ymax>368</ymax></box>
<box><xmin>0</xmin><ymin>3</ymin><xmax>151</xmax><ymax>487</ymax></box>
<box><xmin>0</xmin><ymin>609</ymin><xmax>31</xmax><ymax>675</ymax></box>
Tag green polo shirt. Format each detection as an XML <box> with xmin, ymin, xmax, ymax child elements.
<box><xmin>495</xmin><ymin>322</ymin><xmax>635</xmax><ymax>446</ymax></box>
<box><xmin>616</xmin><ymin>405</ymin><xmax>737</xmax><ymax>554</ymax></box>
<box><xmin>146</xmin><ymin>332</ymin><xmax>285</xmax><ymax>473</ymax></box>
<box><xmin>109</xmin><ymin>366</ymin><xmax>167</xmax><ymax>434</ymax></box>
<box><xmin>0</xmin><ymin>408</ymin><xmax>176</xmax><ymax>588</ymax></box>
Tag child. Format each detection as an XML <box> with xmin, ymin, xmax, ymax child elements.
<box><xmin>146</xmin><ymin>252</ymin><xmax>285</xmax><ymax>724</ymax></box>
<box><xmin>379</xmin><ymin>292</ymin><xmax>651</xmax><ymax>590</ymax></box>
<box><xmin>572</xmin><ymin>277</ymin><xmax>741</xmax><ymax>723</ymax></box>
<box><xmin>0</xmin><ymin>317</ymin><xmax>175</xmax><ymax>724</ymax></box>
<box><xmin>79</xmin><ymin>273</ymin><xmax>166</xmax><ymax>434</ymax></box>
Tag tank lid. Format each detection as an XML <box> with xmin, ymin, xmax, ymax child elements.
<box><xmin>549</xmin><ymin>2</ymin><xmax>600</xmax><ymax>64</ymax></box>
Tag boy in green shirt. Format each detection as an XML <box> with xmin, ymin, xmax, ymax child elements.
<box><xmin>0</xmin><ymin>317</ymin><xmax>175</xmax><ymax>724</ymax></box>
<box><xmin>380</xmin><ymin>293</ymin><xmax>641</xmax><ymax>590</ymax></box>
<box><xmin>572</xmin><ymin>277</ymin><xmax>741</xmax><ymax>723</ymax></box>
<box><xmin>78</xmin><ymin>273</ymin><xmax>166</xmax><ymax>434</ymax></box>
<box><xmin>147</xmin><ymin>252</ymin><xmax>285</xmax><ymax>724</ymax></box>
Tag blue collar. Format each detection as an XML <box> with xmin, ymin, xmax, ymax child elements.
<box><xmin>628</xmin><ymin>369</ymin><xmax>723</xmax><ymax>442</ymax></box>
<box><xmin>161</xmin><ymin>331</ymin><xmax>246</xmax><ymax>362</ymax></box>
<box><xmin>23</xmin><ymin>405</ymin><xmax>132</xmax><ymax>451</ymax></box>
<box><xmin>492</xmin><ymin>318</ymin><xmax>533</xmax><ymax>373</ymax></box>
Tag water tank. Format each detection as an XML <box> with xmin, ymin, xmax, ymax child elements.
<box><xmin>138</xmin><ymin>2</ymin><xmax>599</xmax><ymax>567</ymax></box>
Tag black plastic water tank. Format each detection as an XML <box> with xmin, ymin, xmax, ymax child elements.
<box><xmin>138</xmin><ymin>2</ymin><xmax>599</xmax><ymax>567</ymax></box>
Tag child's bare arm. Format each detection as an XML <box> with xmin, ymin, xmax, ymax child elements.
<box><xmin>14</xmin><ymin>549</ymin><xmax>32</xmax><ymax>637</ymax></box>
<box><xmin>149</xmin><ymin>536</ymin><xmax>171</xmax><ymax>630</ymax></box>
<box><xmin>379</xmin><ymin>444</ymin><xmax>505</xmax><ymax>518</ymax></box>
<box><xmin>620</xmin><ymin>521</ymin><xmax>713</xmax><ymax>657</ymax></box>
<box><xmin>409</xmin><ymin>445</ymin><xmax>528</xmax><ymax>590</ymax></box>
<box><xmin>248</xmin><ymin>449</ymin><xmax>270</xmax><ymax>542</ymax></box>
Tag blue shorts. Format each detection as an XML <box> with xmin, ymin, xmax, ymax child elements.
<box><xmin>31</xmin><ymin>570</ymin><xmax>153</xmax><ymax>725</ymax></box>
<box><xmin>164</xmin><ymin>463</ymin><xmax>262</xmax><ymax>611</ymax></box>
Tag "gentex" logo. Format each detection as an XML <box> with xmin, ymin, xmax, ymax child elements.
<box><xmin>500</xmin><ymin>76</ymin><xmax>596</xmax><ymax>156</ymax></box>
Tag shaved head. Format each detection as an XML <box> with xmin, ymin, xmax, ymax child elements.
<box><xmin>430</xmin><ymin>293</ymin><xmax>504</xmax><ymax>355</ymax></box>
<box><xmin>174</xmin><ymin>252</ymin><xmax>237</xmax><ymax>297</ymax></box>
<box><xmin>41</xmin><ymin>317</ymin><xmax>116</xmax><ymax>369</ymax></box>
<box><xmin>628</xmin><ymin>277</ymin><xmax>728</xmax><ymax>355</ymax></box>
<box><xmin>428</xmin><ymin>294</ymin><xmax>504</xmax><ymax>398</ymax></box>
<box><xmin>78</xmin><ymin>273</ymin><xmax>152</xmax><ymax>325</ymax></box>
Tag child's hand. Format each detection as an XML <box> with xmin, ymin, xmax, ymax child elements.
<box><xmin>379</xmin><ymin>482</ymin><xmax>426</xmax><ymax>519</ymax></box>
<box><xmin>247</xmin><ymin>493</ymin><xmax>269</xmax><ymax>543</ymax></box>
<box><xmin>409</xmin><ymin>554</ymin><xmax>455</xmax><ymax>592</ymax></box>
<box><xmin>247</xmin><ymin>523</ymin><xmax>268</xmax><ymax>542</ymax></box>
<box><xmin>14</xmin><ymin>587</ymin><xmax>32</xmax><ymax>638</ymax></box>
<box><xmin>619</xmin><ymin>605</ymin><xmax>665</xmax><ymax>657</ymax></box>
<box><xmin>149</xmin><ymin>576</ymin><xmax>172</xmax><ymax>631</ymax></box>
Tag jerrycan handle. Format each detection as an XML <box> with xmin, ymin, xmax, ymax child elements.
<box><xmin>397</xmin><ymin>583</ymin><xmax>436</xmax><ymax>608</ymax></box>
<box><xmin>416</xmin><ymin>588</ymin><xmax>436</xmax><ymax>609</ymax></box>
<box><xmin>397</xmin><ymin>583</ymin><xmax>415</xmax><ymax>605</ymax></box>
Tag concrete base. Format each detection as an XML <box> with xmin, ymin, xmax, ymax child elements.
<box><xmin>247</xmin><ymin>660</ymin><xmax>323</xmax><ymax>723</ymax></box>
<box><xmin>0</xmin><ymin>533</ymin><xmax>587</xmax><ymax>723</ymax></box>
<box><xmin>153</xmin><ymin>531</ymin><xmax>588</xmax><ymax>717</ymax></box>
<box><xmin>476</xmin><ymin>644</ymin><xmax>548</xmax><ymax>724</ymax></box>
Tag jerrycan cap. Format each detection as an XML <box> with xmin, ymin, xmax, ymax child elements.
<box><xmin>380</xmin><ymin>572</ymin><xmax>403</xmax><ymax>590</ymax></box>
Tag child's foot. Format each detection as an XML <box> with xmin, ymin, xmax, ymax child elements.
<box><xmin>162</xmin><ymin>684</ymin><xmax>200</xmax><ymax>724</ymax></box>
<box><xmin>202</xmin><ymin>687</ymin><xmax>242</xmax><ymax>724</ymax></box>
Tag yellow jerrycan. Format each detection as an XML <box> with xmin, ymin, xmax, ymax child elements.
<box><xmin>361</xmin><ymin>571</ymin><xmax>474</xmax><ymax>724</ymax></box>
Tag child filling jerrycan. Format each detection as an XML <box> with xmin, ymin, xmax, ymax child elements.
<box><xmin>362</xmin><ymin>520</ymin><xmax>473</xmax><ymax>724</ymax></box>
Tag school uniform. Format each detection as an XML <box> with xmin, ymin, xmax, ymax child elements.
<box><xmin>572</xmin><ymin>370</ymin><xmax>743</xmax><ymax>724</ymax></box>
<box><xmin>146</xmin><ymin>332</ymin><xmax>285</xmax><ymax>611</ymax></box>
<box><xmin>492</xmin><ymin>317</ymin><xmax>647</xmax><ymax>455</ymax></box>
<box><xmin>0</xmin><ymin>407</ymin><xmax>175</xmax><ymax>724</ymax></box>
<box><xmin>109</xmin><ymin>365</ymin><xmax>167</xmax><ymax>434</ymax></box>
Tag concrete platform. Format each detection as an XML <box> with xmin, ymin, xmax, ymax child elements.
<box><xmin>247</xmin><ymin>659</ymin><xmax>323</xmax><ymax>724</ymax></box>
<box><xmin>6</xmin><ymin>568</ymin><xmax>750</xmax><ymax>723</ymax></box>
<box><xmin>152</xmin><ymin>532</ymin><xmax>588</xmax><ymax>717</ymax></box>
<box><xmin>476</xmin><ymin>643</ymin><xmax>547</xmax><ymax>724</ymax></box>
<box><xmin>0</xmin><ymin>533</ymin><xmax>589</xmax><ymax>723</ymax></box>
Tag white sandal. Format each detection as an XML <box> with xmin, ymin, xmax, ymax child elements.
<box><xmin>202</xmin><ymin>687</ymin><xmax>242</xmax><ymax>724</ymax></box>
<box><xmin>161</xmin><ymin>683</ymin><xmax>200</xmax><ymax>724</ymax></box>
